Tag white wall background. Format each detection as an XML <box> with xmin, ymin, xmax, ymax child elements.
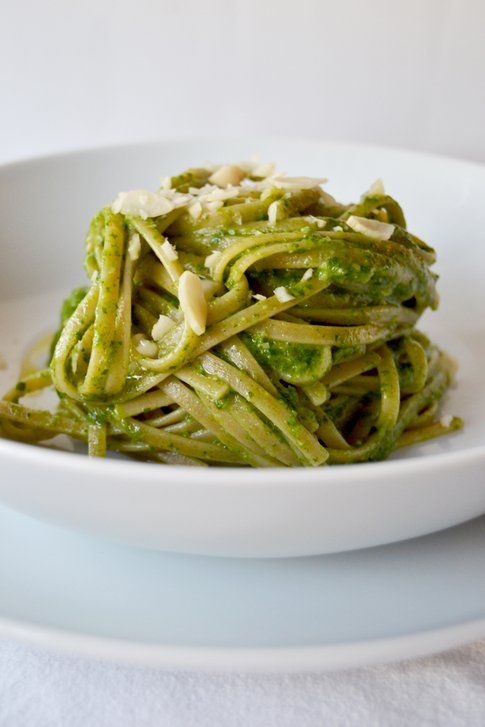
<box><xmin>1</xmin><ymin>0</ymin><xmax>484</xmax><ymax>163</ymax></box>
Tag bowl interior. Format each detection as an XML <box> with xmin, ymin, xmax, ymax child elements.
<box><xmin>0</xmin><ymin>139</ymin><xmax>484</xmax><ymax>460</ymax></box>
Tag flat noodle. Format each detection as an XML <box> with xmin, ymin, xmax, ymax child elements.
<box><xmin>0</xmin><ymin>162</ymin><xmax>462</xmax><ymax>465</ymax></box>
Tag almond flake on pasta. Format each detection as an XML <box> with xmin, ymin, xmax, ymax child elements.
<box><xmin>268</xmin><ymin>200</ymin><xmax>285</xmax><ymax>224</ymax></box>
<box><xmin>161</xmin><ymin>240</ymin><xmax>179</xmax><ymax>261</ymax></box>
<box><xmin>188</xmin><ymin>202</ymin><xmax>203</xmax><ymax>220</ymax></box>
<box><xmin>128</xmin><ymin>233</ymin><xmax>141</xmax><ymax>261</ymax></box>
<box><xmin>274</xmin><ymin>286</ymin><xmax>295</xmax><ymax>303</ymax></box>
<box><xmin>301</xmin><ymin>269</ymin><xmax>313</xmax><ymax>282</ymax></box>
<box><xmin>346</xmin><ymin>215</ymin><xmax>394</xmax><ymax>241</ymax></box>
<box><xmin>209</xmin><ymin>165</ymin><xmax>245</xmax><ymax>188</ymax></box>
<box><xmin>151</xmin><ymin>315</ymin><xmax>176</xmax><ymax>341</ymax></box>
<box><xmin>205</xmin><ymin>251</ymin><xmax>222</xmax><ymax>270</ymax></box>
<box><xmin>178</xmin><ymin>271</ymin><xmax>208</xmax><ymax>336</ymax></box>
<box><xmin>111</xmin><ymin>189</ymin><xmax>191</xmax><ymax>219</ymax></box>
<box><xmin>364</xmin><ymin>178</ymin><xmax>385</xmax><ymax>197</ymax></box>
<box><xmin>135</xmin><ymin>337</ymin><xmax>158</xmax><ymax>358</ymax></box>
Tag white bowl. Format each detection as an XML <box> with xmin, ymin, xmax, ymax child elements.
<box><xmin>0</xmin><ymin>139</ymin><xmax>484</xmax><ymax>557</ymax></box>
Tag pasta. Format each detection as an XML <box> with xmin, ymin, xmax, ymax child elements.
<box><xmin>0</xmin><ymin>162</ymin><xmax>462</xmax><ymax>467</ymax></box>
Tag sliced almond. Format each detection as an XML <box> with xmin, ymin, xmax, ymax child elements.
<box><xmin>161</xmin><ymin>240</ymin><xmax>179</xmax><ymax>261</ymax></box>
<box><xmin>364</xmin><ymin>178</ymin><xmax>385</xmax><ymax>197</ymax></box>
<box><xmin>273</xmin><ymin>286</ymin><xmax>295</xmax><ymax>303</ymax></box>
<box><xmin>269</xmin><ymin>176</ymin><xmax>327</xmax><ymax>190</ymax></box>
<box><xmin>178</xmin><ymin>271</ymin><xmax>208</xmax><ymax>336</ymax></box>
<box><xmin>252</xmin><ymin>162</ymin><xmax>275</xmax><ymax>178</ymax></box>
<box><xmin>111</xmin><ymin>189</ymin><xmax>191</xmax><ymax>219</ymax></box>
<box><xmin>112</xmin><ymin>190</ymin><xmax>174</xmax><ymax>219</ymax></box>
<box><xmin>199</xmin><ymin>185</ymin><xmax>241</xmax><ymax>202</ymax></box>
<box><xmin>188</xmin><ymin>201</ymin><xmax>203</xmax><ymax>220</ymax></box>
<box><xmin>128</xmin><ymin>233</ymin><xmax>141</xmax><ymax>261</ymax></box>
<box><xmin>152</xmin><ymin>314</ymin><xmax>176</xmax><ymax>341</ymax></box>
<box><xmin>206</xmin><ymin>200</ymin><xmax>224</xmax><ymax>213</ymax></box>
<box><xmin>209</xmin><ymin>164</ymin><xmax>245</xmax><ymax>188</ymax></box>
<box><xmin>133</xmin><ymin>335</ymin><xmax>158</xmax><ymax>358</ymax></box>
<box><xmin>205</xmin><ymin>250</ymin><xmax>222</xmax><ymax>270</ymax></box>
<box><xmin>346</xmin><ymin>215</ymin><xmax>394</xmax><ymax>241</ymax></box>
<box><xmin>267</xmin><ymin>199</ymin><xmax>286</xmax><ymax>224</ymax></box>
<box><xmin>261</xmin><ymin>187</ymin><xmax>277</xmax><ymax>201</ymax></box>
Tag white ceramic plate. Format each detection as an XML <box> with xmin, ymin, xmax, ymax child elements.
<box><xmin>0</xmin><ymin>503</ymin><xmax>484</xmax><ymax>672</ymax></box>
<box><xmin>0</xmin><ymin>140</ymin><xmax>484</xmax><ymax>557</ymax></box>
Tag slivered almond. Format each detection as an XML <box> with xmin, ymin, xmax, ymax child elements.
<box><xmin>152</xmin><ymin>314</ymin><xmax>176</xmax><ymax>341</ymax></box>
<box><xmin>188</xmin><ymin>202</ymin><xmax>203</xmax><ymax>220</ymax></box>
<box><xmin>267</xmin><ymin>199</ymin><xmax>285</xmax><ymax>224</ymax></box>
<box><xmin>365</xmin><ymin>178</ymin><xmax>385</xmax><ymax>197</ymax></box>
<box><xmin>346</xmin><ymin>215</ymin><xmax>394</xmax><ymax>241</ymax></box>
<box><xmin>273</xmin><ymin>286</ymin><xmax>295</xmax><ymax>303</ymax></box>
<box><xmin>178</xmin><ymin>271</ymin><xmax>207</xmax><ymax>335</ymax></box>
<box><xmin>209</xmin><ymin>164</ymin><xmax>245</xmax><ymax>188</ymax></box>
<box><xmin>269</xmin><ymin>176</ymin><xmax>327</xmax><ymax>190</ymax></box>
<box><xmin>112</xmin><ymin>190</ymin><xmax>174</xmax><ymax>219</ymax></box>
<box><xmin>252</xmin><ymin>162</ymin><xmax>275</xmax><ymax>178</ymax></box>
<box><xmin>161</xmin><ymin>240</ymin><xmax>178</xmax><ymax>261</ymax></box>
<box><xmin>111</xmin><ymin>189</ymin><xmax>191</xmax><ymax>219</ymax></box>
<box><xmin>205</xmin><ymin>250</ymin><xmax>222</xmax><ymax>270</ymax></box>
<box><xmin>134</xmin><ymin>336</ymin><xmax>158</xmax><ymax>358</ymax></box>
<box><xmin>128</xmin><ymin>233</ymin><xmax>141</xmax><ymax>261</ymax></box>
<box><xmin>206</xmin><ymin>200</ymin><xmax>224</xmax><ymax>213</ymax></box>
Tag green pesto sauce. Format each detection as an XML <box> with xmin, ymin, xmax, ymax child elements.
<box><xmin>49</xmin><ymin>286</ymin><xmax>88</xmax><ymax>361</ymax></box>
<box><xmin>248</xmin><ymin>269</ymin><xmax>315</xmax><ymax>298</ymax></box>
<box><xmin>244</xmin><ymin>227</ymin><xmax>434</xmax><ymax>309</ymax></box>
<box><xmin>296</xmin><ymin>405</ymin><xmax>318</xmax><ymax>432</ymax></box>
<box><xmin>86</xmin><ymin>406</ymin><xmax>112</xmax><ymax>426</ymax></box>
<box><xmin>332</xmin><ymin>344</ymin><xmax>366</xmax><ymax>365</ymax></box>
<box><xmin>278</xmin><ymin>383</ymin><xmax>298</xmax><ymax>409</ymax></box>
<box><xmin>243</xmin><ymin>332</ymin><xmax>324</xmax><ymax>381</ymax></box>
<box><xmin>397</xmin><ymin>362</ymin><xmax>415</xmax><ymax>389</ymax></box>
<box><xmin>61</xmin><ymin>287</ymin><xmax>88</xmax><ymax>323</ymax></box>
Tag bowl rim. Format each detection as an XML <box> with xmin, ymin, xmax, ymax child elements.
<box><xmin>0</xmin><ymin>436</ymin><xmax>484</xmax><ymax>486</ymax></box>
<box><xmin>1</xmin><ymin>138</ymin><xmax>484</xmax><ymax>484</ymax></box>
<box><xmin>3</xmin><ymin>134</ymin><xmax>485</xmax><ymax>173</ymax></box>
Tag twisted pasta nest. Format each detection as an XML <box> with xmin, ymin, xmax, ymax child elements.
<box><xmin>0</xmin><ymin>163</ymin><xmax>462</xmax><ymax>466</ymax></box>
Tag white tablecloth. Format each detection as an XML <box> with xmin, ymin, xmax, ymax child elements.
<box><xmin>1</xmin><ymin>639</ymin><xmax>484</xmax><ymax>726</ymax></box>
